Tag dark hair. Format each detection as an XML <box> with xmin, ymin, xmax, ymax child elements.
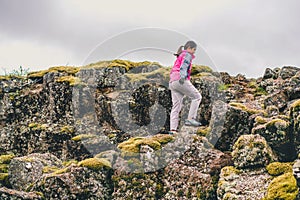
<box><xmin>174</xmin><ymin>41</ymin><xmax>197</xmax><ymax>57</ymax></box>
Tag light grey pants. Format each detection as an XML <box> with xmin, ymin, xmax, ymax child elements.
<box><xmin>169</xmin><ymin>80</ymin><xmax>202</xmax><ymax>130</ymax></box>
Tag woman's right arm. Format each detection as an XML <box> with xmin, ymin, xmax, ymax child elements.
<box><xmin>179</xmin><ymin>53</ymin><xmax>192</xmax><ymax>79</ymax></box>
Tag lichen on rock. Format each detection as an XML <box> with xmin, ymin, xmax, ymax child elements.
<box><xmin>117</xmin><ymin>134</ymin><xmax>174</xmax><ymax>155</ymax></box>
<box><xmin>266</xmin><ymin>162</ymin><xmax>293</xmax><ymax>176</ymax></box>
<box><xmin>231</xmin><ymin>134</ymin><xmax>277</xmax><ymax>169</ymax></box>
<box><xmin>31</xmin><ymin>164</ymin><xmax>113</xmax><ymax>199</ymax></box>
<box><xmin>217</xmin><ymin>167</ymin><xmax>272</xmax><ymax>200</ymax></box>
<box><xmin>71</xmin><ymin>134</ymin><xmax>97</xmax><ymax>141</ymax></box>
<box><xmin>263</xmin><ymin>172</ymin><xmax>298</xmax><ymax>200</ymax></box>
<box><xmin>252</xmin><ymin>117</ymin><xmax>295</xmax><ymax>161</ymax></box>
<box><xmin>78</xmin><ymin>157</ymin><xmax>112</xmax><ymax>170</ymax></box>
<box><xmin>8</xmin><ymin>153</ymin><xmax>63</xmax><ymax>191</ymax></box>
<box><xmin>229</xmin><ymin>102</ymin><xmax>267</xmax><ymax>116</ymax></box>
<box><xmin>56</xmin><ymin>75</ymin><xmax>83</xmax><ymax>86</ymax></box>
<box><xmin>28</xmin><ymin>66</ymin><xmax>80</xmax><ymax>78</ymax></box>
<box><xmin>0</xmin><ymin>154</ymin><xmax>15</xmax><ymax>164</ymax></box>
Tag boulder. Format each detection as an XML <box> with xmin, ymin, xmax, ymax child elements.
<box><xmin>293</xmin><ymin>158</ymin><xmax>300</xmax><ymax>187</ymax></box>
<box><xmin>290</xmin><ymin>100</ymin><xmax>300</xmax><ymax>154</ymax></box>
<box><xmin>32</xmin><ymin>162</ymin><xmax>113</xmax><ymax>200</ymax></box>
<box><xmin>265</xmin><ymin>105</ymin><xmax>279</xmax><ymax>117</ymax></box>
<box><xmin>252</xmin><ymin>118</ymin><xmax>296</xmax><ymax>161</ymax></box>
<box><xmin>112</xmin><ymin>132</ymin><xmax>232</xmax><ymax>199</ymax></box>
<box><xmin>206</xmin><ymin>101</ymin><xmax>251</xmax><ymax>151</ymax></box>
<box><xmin>264</xmin><ymin>91</ymin><xmax>288</xmax><ymax>111</ymax></box>
<box><xmin>220</xmin><ymin>72</ymin><xmax>234</xmax><ymax>84</ymax></box>
<box><xmin>279</xmin><ymin>66</ymin><xmax>300</xmax><ymax>80</ymax></box>
<box><xmin>8</xmin><ymin>153</ymin><xmax>62</xmax><ymax>191</ymax></box>
<box><xmin>263</xmin><ymin>67</ymin><xmax>277</xmax><ymax>80</ymax></box>
<box><xmin>231</xmin><ymin>134</ymin><xmax>277</xmax><ymax>169</ymax></box>
<box><xmin>0</xmin><ymin>187</ymin><xmax>43</xmax><ymax>200</ymax></box>
<box><xmin>192</xmin><ymin>74</ymin><xmax>227</xmax><ymax>125</ymax></box>
<box><xmin>286</xmin><ymin>71</ymin><xmax>300</xmax><ymax>100</ymax></box>
<box><xmin>112</xmin><ymin>172</ymin><xmax>161</xmax><ymax>199</ymax></box>
<box><xmin>218</xmin><ymin>161</ymin><xmax>297</xmax><ymax>200</ymax></box>
<box><xmin>264</xmin><ymin>172</ymin><xmax>298</xmax><ymax>200</ymax></box>
<box><xmin>217</xmin><ymin>167</ymin><xmax>272</xmax><ymax>200</ymax></box>
<box><xmin>162</xmin><ymin>162</ymin><xmax>213</xmax><ymax>200</ymax></box>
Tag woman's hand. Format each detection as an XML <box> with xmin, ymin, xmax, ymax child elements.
<box><xmin>179</xmin><ymin>78</ymin><xmax>185</xmax><ymax>85</ymax></box>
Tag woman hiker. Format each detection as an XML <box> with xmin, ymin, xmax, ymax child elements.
<box><xmin>169</xmin><ymin>41</ymin><xmax>202</xmax><ymax>134</ymax></box>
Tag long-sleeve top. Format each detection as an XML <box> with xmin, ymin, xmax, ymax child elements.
<box><xmin>169</xmin><ymin>50</ymin><xmax>195</xmax><ymax>82</ymax></box>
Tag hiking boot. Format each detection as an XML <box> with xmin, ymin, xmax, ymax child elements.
<box><xmin>168</xmin><ymin>130</ymin><xmax>178</xmax><ymax>135</ymax></box>
<box><xmin>185</xmin><ymin>119</ymin><xmax>202</xmax><ymax>127</ymax></box>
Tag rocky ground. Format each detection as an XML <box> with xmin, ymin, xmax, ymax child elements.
<box><xmin>0</xmin><ymin>60</ymin><xmax>300</xmax><ymax>199</ymax></box>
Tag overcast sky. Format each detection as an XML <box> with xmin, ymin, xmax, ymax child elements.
<box><xmin>0</xmin><ymin>0</ymin><xmax>299</xmax><ymax>78</ymax></box>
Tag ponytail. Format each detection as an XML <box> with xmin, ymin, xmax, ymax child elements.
<box><xmin>173</xmin><ymin>41</ymin><xmax>197</xmax><ymax>57</ymax></box>
<box><xmin>173</xmin><ymin>45</ymin><xmax>184</xmax><ymax>57</ymax></box>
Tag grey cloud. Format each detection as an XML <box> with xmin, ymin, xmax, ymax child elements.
<box><xmin>0</xmin><ymin>0</ymin><xmax>299</xmax><ymax>77</ymax></box>
<box><xmin>0</xmin><ymin>0</ymin><xmax>131</xmax><ymax>58</ymax></box>
<box><xmin>189</xmin><ymin>0</ymin><xmax>300</xmax><ymax>77</ymax></box>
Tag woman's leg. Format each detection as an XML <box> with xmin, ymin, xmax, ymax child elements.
<box><xmin>169</xmin><ymin>82</ymin><xmax>184</xmax><ymax>131</ymax></box>
<box><xmin>185</xmin><ymin>81</ymin><xmax>202</xmax><ymax>119</ymax></box>
<box><xmin>180</xmin><ymin>80</ymin><xmax>202</xmax><ymax>120</ymax></box>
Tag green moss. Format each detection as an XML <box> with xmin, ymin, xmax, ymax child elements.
<box><xmin>0</xmin><ymin>173</ymin><xmax>9</xmax><ymax>185</ymax></box>
<box><xmin>117</xmin><ymin>134</ymin><xmax>174</xmax><ymax>154</ymax></box>
<box><xmin>255</xmin><ymin>116</ymin><xmax>268</xmax><ymax>124</ymax></box>
<box><xmin>233</xmin><ymin>135</ymin><xmax>273</xmax><ymax>158</ymax></box>
<box><xmin>221</xmin><ymin>166</ymin><xmax>241</xmax><ymax>177</ymax></box>
<box><xmin>0</xmin><ymin>173</ymin><xmax>8</xmax><ymax>180</ymax></box>
<box><xmin>229</xmin><ymin>102</ymin><xmax>267</xmax><ymax>116</ymax></box>
<box><xmin>266</xmin><ymin>119</ymin><xmax>289</xmax><ymax>129</ymax></box>
<box><xmin>266</xmin><ymin>105</ymin><xmax>279</xmax><ymax>113</ymax></box>
<box><xmin>264</xmin><ymin>173</ymin><xmax>298</xmax><ymax>200</ymax></box>
<box><xmin>290</xmin><ymin>99</ymin><xmax>300</xmax><ymax>113</ymax></box>
<box><xmin>42</xmin><ymin>166</ymin><xmax>60</xmax><ymax>173</ymax></box>
<box><xmin>78</xmin><ymin>158</ymin><xmax>111</xmax><ymax>170</ymax></box>
<box><xmin>71</xmin><ymin>134</ymin><xmax>96</xmax><ymax>141</ymax></box>
<box><xmin>28</xmin><ymin>66</ymin><xmax>80</xmax><ymax>78</ymax></box>
<box><xmin>150</xmin><ymin>134</ymin><xmax>174</xmax><ymax>144</ymax></box>
<box><xmin>217</xmin><ymin>84</ymin><xmax>231</xmax><ymax>91</ymax></box>
<box><xmin>9</xmin><ymin>92</ymin><xmax>20</xmax><ymax>101</ymax></box>
<box><xmin>28</xmin><ymin>123</ymin><xmax>48</xmax><ymax>131</ymax></box>
<box><xmin>108</xmin><ymin>133</ymin><xmax>117</xmax><ymax>140</ymax></box>
<box><xmin>0</xmin><ymin>154</ymin><xmax>15</xmax><ymax>164</ymax></box>
<box><xmin>83</xmin><ymin>60</ymin><xmax>111</xmax><ymax>69</ymax></box>
<box><xmin>107</xmin><ymin>59</ymin><xmax>160</xmax><ymax>71</ymax></box>
<box><xmin>34</xmin><ymin>192</ymin><xmax>44</xmax><ymax>198</ymax></box>
<box><xmin>0</xmin><ymin>75</ymin><xmax>24</xmax><ymax>81</ymax></box>
<box><xmin>60</xmin><ymin>126</ymin><xmax>74</xmax><ymax>134</ymax></box>
<box><xmin>125</xmin><ymin>67</ymin><xmax>171</xmax><ymax>82</ymax></box>
<box><xmin>277</xmin><ymin>115</ymin><xmax>290</xmax><ymax>121</ymax></box>
<box><xmin>223</xmin><ymin>193</ymin><xmax>238</xmax><ymax>200</ymax></box>
<box><xmin>193</xmin><ymin>72</ymin><xmax>214</xmax><ymax>78</ymax></box>
<box><xmin>155</xmin><ymin>183</ymin><xmax>165</xmax><ymax>199</ymax></box>
<box><xmin>0</xmin><ymin>76</ymin><xmax>10</xmax><ymax>81</ymax></box>
<box><xmin>191</xmin><ymin>64</ymin><xmax>213</xmax><ymax>75</ymax></box>
<box><xmin>51</xmin><ymin>167</ymin><xmax>71</xmax><ymax>175</ymax></box>
<box><xmin>266</xmin><ymin>162</ymin><xmax>293</xmax><ymax>176</ymax></box>
<box><xmin>23</xmin><ymin>157</ymin><xmax>35</xmax><ymax>162</ymax></box>
<box><xmin>0</xmin><ymin>154</ymin><xmax>14</xmax><ymax>173</ymax></box>
<box><xmin>255</xmin><ymin>87</ymin><xmax>268</xmax><ymax>96</ymax></box>
<box><xmin>248</xmin><ymin>81</ymin><xmax>258</xmax><ymax>89</ymax></box>
<box><xmin>62</xmin><ymin>160</ymin><xmax>78</xmax><ymax>167</ymax></box>
<box><xmin>118</xmin><ymin>137</ymin><xmax>161</xmax><ymax>153</ymax></box>
<box><xmin>0</xmin><ymin>164</ymin><xmax>8</xmax><ymax>173</ymax></box>
<box><xmin>25</xmin><ymin>183</ymin><xmax>35</xmax><ymax>192</ymax></box>
<box><xmin>196</xmin><ymin>127</ymin><xmax>211</xmax><ymax>136</ymax></box>
<box><xmin>56</xmin><ymin>76</ymin><xmax>83</xmax><ymax>86</ymax></box>
<box><xmin>27</xmin><ymin>60</ymin><xmax>163</xmax><ymax>79</ymax></box>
